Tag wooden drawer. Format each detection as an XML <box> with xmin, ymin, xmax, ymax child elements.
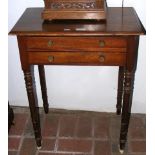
<box><xmin>27</xmin><ymin>37</ymin><xmax>127</xmax><ymax>52</ymax></box>
<box><xmin>28</xmin><ymin>51</ymin><xmax>126</xmax><ymax>66</ymax></box>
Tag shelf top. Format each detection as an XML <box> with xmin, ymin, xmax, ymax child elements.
<box><xmin>9</xmin><ymin>7</ymin><xmax>146</xmax><ymax>36</ymax></box>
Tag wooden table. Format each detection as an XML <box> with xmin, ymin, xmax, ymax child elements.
<box><xmin>9</xmin><ymin>7</ymin><xmax>145</xmax><ymax>151</ymax></box>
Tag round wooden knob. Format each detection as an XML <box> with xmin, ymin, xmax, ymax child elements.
<box><xmin>48</xmin><ymin>56</ymin><xmax>54</xmax><ymax>62</ymax></box>
<box><xmin>99</xmin><ymin>55</ymin><xmax>105</xmax><ymax>62</ymax></box>
<box><xmin>99</xmin><ymin>40</ymin><xmax>105</xmax><ymax>47</ymax></box>
<box><xmin>47</xmin><ymin>40</ymin><xmax>53</xmax><ymax>47</ymax></box>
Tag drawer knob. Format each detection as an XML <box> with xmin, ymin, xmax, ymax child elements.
<box><xmin>99</xmin><ymin>55</ymin><xmax>105</xmax><ymax>62</ymax></box>
<box><xmin>99</xmin><ymin>41</ymin><xmax>105</xmax><ymax>47</ymax></box>
<box><xmin>48</xmin><ymin>56</ymin><xmax>54</xmax><ymax>62</ymax></box>
<box><xmin>48</xmin><ymin>40</ymin><xmax>53</xmax><ymax>47</ymax></box>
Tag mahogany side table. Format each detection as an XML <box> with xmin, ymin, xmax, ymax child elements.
<box><xmin>9</xmin><ymin>7</ymin><xmax>146</xmax><ymax>151</ymax></box>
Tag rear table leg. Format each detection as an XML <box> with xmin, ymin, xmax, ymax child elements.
<box><xmin>38</xmin><ymin>65</ymin><xmax>49</xmax><ymax>114</ymax></box>
<box><xmin>116</xmin><ymin>66</ymin><xmax>125</xmax><ymax>115</ymax></box>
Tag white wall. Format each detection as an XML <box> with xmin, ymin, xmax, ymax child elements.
<box><xmin>8</xmin><ymin>0</ymin><xmax>146</xmax><ymax>113</ymax></box>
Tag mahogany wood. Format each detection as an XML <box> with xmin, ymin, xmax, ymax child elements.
<box><xmin>38</xmin><ymin>65</ymin><xmax>49</xmax><ymax>113</ymax></box>
<box><xmin>9</xmin><ymin>8</ymin><xmax>146</xmax><ymax>36</ymax></box>
<box><xmin>120</xmin><ymin>36</ymin><xmax>140</xmax><ymax>150</ymax></box>
<box><xmin>116</xmin><ymin>66</ymin><xmax>125</xmax><ymax>115</ymax></box>
<box><xmin>23</xmin><ymin>66</ymin><xmax>42</xmax><ymax>147</ymax></box>
<box><xmin>27</xmin><ymin>36</ymin><xmax>127</xmax><ymax>52</ymax></box>
<box><xmin>28</xmin><ymin>51</ymin><xmax>126</xmax><ymax>66</ymax></box>
<box><xmin>9</xmin><ymin>7</ymin><xmax>145</xmax><ymax>150</ymax></box>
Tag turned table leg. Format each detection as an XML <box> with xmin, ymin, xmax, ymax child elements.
<box><xmin>119</xmin><ymin>36</ymin><xmax>139</xmax><ymax>152</ymax></box>
<box><xmin>120</xmin><ymin>71</ymin><xmax>135</xmax><ymax>150</ymax></box>
<box><xmin>38</xmin><ymin>65</ymin><xmax>49</xmax><ymax>113</ymax></box>
<box><xmin>24</xmin><ymin>66</ymin><xmax>42</xmax><ymax>147</ymax></box>
<box><xmin>116</xmin><ymin>66</ymin><xmax>125</xmax><ymax>115</ymax></box>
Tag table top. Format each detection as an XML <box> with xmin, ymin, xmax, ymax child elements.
<box><xmin>9</xmin><ymin>7</ymin><xmax>146</xmax><ymax>36</ymax></box>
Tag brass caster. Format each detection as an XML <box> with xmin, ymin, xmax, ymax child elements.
<box><xmin>118</xmin><ymin>144</ymin><xmax>124</xmax><ymax>154</ymax></box>
<box><xmin>119</xmin><ymin>149</ymin><xmax>124</xmax><ymax>154</ymax></box>
<box><xmin>37</xmin><ymin>146</ymin><xmax>42</xmax><ymax>150</ymax></box>
<box><xmin>37</xmin><ymin>140</ymin><xmax>42</xmax><ymax>150</ymax></box>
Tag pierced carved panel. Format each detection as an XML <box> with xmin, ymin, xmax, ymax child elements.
<box><xmin>51</xmin><ymin>2</ymin><xmax>96</xmax><ymax>10</ymax></box>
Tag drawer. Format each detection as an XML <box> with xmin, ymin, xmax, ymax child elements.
<box><xmin>27</xmin><ymin>37</ymin><xmax>127</xmax><ymax>52</ymax></box>
<box><xmin>28</xmin><ymin>51</ymin><xmax>126</xmax><ymax>66</ymax></box>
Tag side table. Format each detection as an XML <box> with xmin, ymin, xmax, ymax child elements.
<box><xmin>9</xmin><ymin>7</ymin><xmax>146</xmax><ymax>152</ymax></box>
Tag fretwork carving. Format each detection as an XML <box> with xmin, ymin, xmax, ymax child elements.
<box><xmin>51</xmin><ymin>2</ymin><xmax>96</xmax><ymax>9</ymax></box>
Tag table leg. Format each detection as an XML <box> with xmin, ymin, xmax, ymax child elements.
<box><xmin>116</xmin><ymin>66</ymin><xmax>125</xmax><ymax>115</ymax></box>
<box><xmin>119</xmin><ymin>36</ymin><xmax>139</xmax><ymax>151</ymax></box>
<box><xmin>119</xmin><ymin>70</ymin><xmax>135</xmax><ymax>150</ymax></box>
<box><xmin>24</xmin><ymin>66</ymin><xmax>42</xmax><ymax>147</ymax></box>
<box><xmin>38</xmin><ymin>65</ymin><xmax>49</xmax><ymax>113</ymax></box>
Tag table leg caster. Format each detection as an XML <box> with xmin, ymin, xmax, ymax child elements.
<box><xmin>118</xmin><ymin>145</ymin><xmax>124</xmax><ymax>154</ymax></box>
<box><xmin>36</xmin><ymin>140</ymin><xmax>42</xmax><ymax>150</ymax></box>
<box><xmin>37</xmin><ymin>146</ymin><xmax>42</xmax><ymax>150</ymax></box>
<box><xmin>119</xmin><ymin>149</ymin><xmax>124</xmax><ymax>154</ymax></box>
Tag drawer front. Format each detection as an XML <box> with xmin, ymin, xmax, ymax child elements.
<box><xmin>27</xmin><ymin>37</ymin><xmax>127</xmax><ymax>52</ymax></box>
<box><xmin>28</xmin><ymin>51</ymin><xmax>126</xmax><ymax>66</ymax></box>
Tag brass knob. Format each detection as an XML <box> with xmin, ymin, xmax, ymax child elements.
<box><xmin>48</xmin><ymin>56</ymin><xmax>54</xmax><ymax>62</ymax></box>
<box><xmin>47</xmin><ymin>40</ymin><xmax>53</xmax><ymax>47</ymax></box>
<box><xmin>99</xmin><ymin>40</ymin><xmax>105</xmax><ymax>47</ymax></box>
<box><xmin>99</xmin><ymin>55</ymin><xmax>105</xmax><ymax>62</ymax></box>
